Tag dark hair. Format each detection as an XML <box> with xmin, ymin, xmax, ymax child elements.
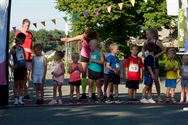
<box><xmin>147</xmin><ymin>42</ymin><xmax>155</xmax><ymax>52</ymax></box>
<box><xmin>130</xmin><ymin>44</ymin><xmax>138</xmax><ymax>50</ymax></box>
<box><xmin>15</xmin><ymin>33</ymin><xmax>26</xmax><ymax>43</ymax></box>
<box><xmin>22</xmin><ymin>18</ymin><xmax>30</xmax><ymax>24</ymax></box>
<box><xmin>84</xmin><ymin>28</ymin><xmax>98</xmax><ymax>41</ymax></box>
<box><xmin>33</xmin><ymin>43</ymin><xmax>43</xmax><ymax>51</ymax></box>
<box><xmin>168</xmin><ymin>48</ymin><xmax>176</xmax><ymax>54</ymax></box>
<box><xmin>147</xmin><ymin>28</ymin><xmax>158</xmax><ymax>40</ymax></box>
<box><xmin>55</xmin><ymin>50</ymin><xmax>65</xmax><ymax>59</ymax></box>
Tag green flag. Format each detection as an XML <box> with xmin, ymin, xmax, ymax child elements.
<box><xmin>63</xmin><ymin>17</ymin><xmax>68</xmax><ymax>23</ymax></box>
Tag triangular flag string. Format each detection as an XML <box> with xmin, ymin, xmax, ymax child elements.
<box><xmin>12</xmin><ymin>27</ymin><xmax>17</xmax><ymax>32</ymax></box>
<box><xmin>63</xmin><ymin>17</ymin><xmax>68</xmax><ymax>23</ymax></box>
<box><xmin>95</xmin><ymin>8</ymin><xmax>99</xmax><ymax>16</ymax></box>
<box><xmin>33</xmin><ymin>23</ymin><xmax>37</xmax><ymax>28</ymax></box>
<box><xmin>73</xmin><ymin>14</ymin><xmax>78</xmax><ymax>21</ymax></box>
<box><xmin>41</xmin><ymin>21</ymin><xmax>46</xmax><ymax>27</ymax></box>
<box><xmin>83</xmin><ymin>11</ymin><xmax>89</xmax><ymax>17</ymax></box>
<box><xmin>107</xmin><ymin>5</ymin><xmax>112</xmax><ymax>13</ymax></box>
<box><xmin>51</xmin><ymin>19</ymin><xmax>56</xmax><ymax>25</ymax></box>
<box><xmin>118</xmin><ymin>3</ymin><xmax>124</xmax><ymax>10</ymax></box>
<box><xmin>144</xmin><ymin>0</ymin><xmax>147</xmax><ymax>3</ymax></box>
<box><xmin>130</xmin><ymin>0</ymin><xmax>135</xmax><ymax>7</ymax></box>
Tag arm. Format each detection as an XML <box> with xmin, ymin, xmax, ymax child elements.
<box><xmin>125</xmin><ymin>68</ymin><xmax>128</xmax><ymax>79</ymax></box>
<box><xmin>9</xmin><ymin>49</ymin><xmax>14</xmax><ymax>69</ymax></box>
<box><xmin>148</xmin><ymin>66</ymin><xmax>156</xmax><ymax>80</ymax></box>
<box><xmin>90</xmin><ymin>52</ymin><xmax>104</xmax><ymax>64</ymax></box>
<box><xmin>68</xmin><ymin>64</ymin><xmax>74</xmax><ymax>74</ymax></box>
<box><xmin>155</xmin><ymin>40</ymin><xmax>166</xmax><ymax>59</ymax></box>
<box><xmin>142</xmin><ymin>42</ymin><xmax>147</xmax><ymax>58</ymax></box>
<box><xmin>31</xmin><ymin>58</ymin><xmax>34</xmax><ymax>80</ymax></box>
<box><xmin>140</xmin><ymin>68</ymin><xmax>143</xmax><ymax>80</ymax></box>
<box><xmin>78</xmin><ymin>64</ymin><xmax>84</xmax><ymax>73</ymax></box>
<box><xmin>60</xmin><ymin>34</ymin><xmax>84</xmax><ymax>43</ymax></box>
<box><xmin>43</xmin><ymin>57</ymin><xmax>47</xmax><ymax>80</ymax></box>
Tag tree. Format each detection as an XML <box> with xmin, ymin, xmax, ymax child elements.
<box><xmin>56</xmin><ymin>0</ymin><xmax>175</xmax><ymax>50</ymax></box>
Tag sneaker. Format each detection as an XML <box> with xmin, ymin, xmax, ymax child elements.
<box><xmin>132</xmin><ymin>98</ymin><xmax>139</xmax><ymax>102</ymax></box>
<box><xmin>92</xmin><ymin>93</ymin><xmax>97</xmax><ymax>101</ymax></box>
<box><xmin>147</xmin><ymin>98</ymin><xmax>156</xmax><ymax>103</ymax></box>
<box><xmin>140</xmin><ymin>98</ymin><xmax>149</xmax><ymax>103</ymax></box>
<box><xmin>128</xmin><ymin>98</ymin><xmax>133</xmax><ymax>102</ymax></box>
<box><xmin>77</xmin><ymin>99</ymin><xmax>81</xmax><ymax>104</ymax></box>
<box><xmin>48</xmin><ymin>99</ymin><xmax>57</xmax><ymax>105</ymax></box>
<box><xmin>18</xmin><ymin>97</ymin><xmax>24</xmax><ymax>105</ymax></box>
<box><xmin>80</xmin><ymin>93</ymin><xmax>87</xmax><ymax>100</ymax></box>
<box><xmin>171</xmin><ymin>98</ymin><xmax>176</xmax><ymax>103</ymax></box>
<box><xmin>114</xmin><ymin>97</ymin><xmax>122</xmax><ymax>103</ymax></box>
<box><xmin>58</xmin><ymin>99</ymin><xmax>63</xmax><ymax>104</ymax></box>
<box><xmin>88</xmin><ymin>98</ymin><xmax>95</xmax><ymax>103</ymax></box>
<box><xmin>24</xmin><ymin>95</ymin><xmax>30</xmax><ymax>100</ymax></box>
<box><xmin>101</xmin><ymin>96</ymin><xmax>107</xmax><ymax>102</ymax></box>
<box><xmin>105</xmin><ymin>98</ymin><xmax>113</xmax><ymax>104</ymax></box>
<box><xmin>36</xmin><ymin>99</ymin><xmax>40</xmax><ymax>104</ymax></box>
<box><xmin>40</xmin><ymin>99</ymin><xmax>44</xmax><ymax>104</ymax></box>
<box><xmin>157</xmin><ymin>97</ymin><xmax>162</xmax><ymax>102</ymax></box>
<box><xmin>166</xmin><ymin>97</ymin><xmax>170</xmax><ymax>103</ymax></box>
<box><xmin>110</xmin><ymin>95</ymin><xmax>114</xmax><ymax>100</ymax></box>
<box><xmin>14</xmin><ymin>98</ymin><xmax>19</xmax><ymax>105</ymax></box>
<box><xmin>180</xmin><ymin>99</ymin><xmax>184</xmax><ymax>103</ymax></box>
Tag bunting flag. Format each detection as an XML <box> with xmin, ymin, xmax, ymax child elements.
<box><xmin>83</xmin><ymin>11</ymin><xmax>89</xmax><ymax>17</ymax></box>
<box><xmin>144</xmin><ymin>0</ymin><xmax>147</xmax><ymax>3</ymax></box>
<box><xmin>118</xmin><ymin>3</ymin><xmax>124</xmax><ymax>10</ymax></box>
<box><xmin>51</xmin><ymin>19</ymin><xmax>56</xmax><ymax>24</ymax></box>
<box><xmin>63</xmin><ymin>17</ymin><xmax>68</xmax><ymax>23</ymax></box>
<box><xmin>33</xmin><ymin>23</ymin><xmax>37</xmax><ymax>28</ymax></box>
<box><xmin>178</xmin><ymin>9</ymin><xmax>186</xmax><ymax>48</ymax></box>
<box><xmin>130</xmin><ymin>0</ymin><xmax>135</xmax><ymax>7</ymax></box>
<box><xmin>41</xmin><ymin>21</ymin><xmax>46</xmax><ymax>27</ymax></box>
<box><xmin>12</xmin><ymin>27</ymin><xmax>17</xmax><ymax>32</ymax></box>
<box><xmin>95</xmin><ymin>8</ymin><xmax>99</xmax><ymax>16</ymax></box>
<box><xmin>73</xmin><ymin>14</ymin><xmax>78</xmax><ymax>21</ymax></box>
<box><xmin>107</xmin><ymin>5</ymin><xmax>112</xmax><ymax>13</ymax></box>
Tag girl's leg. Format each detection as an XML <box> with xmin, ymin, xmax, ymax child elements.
<box><xmin>147</xmin><ymin>87</ymin><xmax>152</xmax><ymax>99</ymax></box>
<box><xmin>155</xmin><ymin>69</ymin><xmax>161</xmax><ymax>98</ymax></box>
<box><xmin>185</xmin><ymin>87</ymin><xmax>188</xmax><ymax>102</ymax></box>
<box><xmin>40</xmin><ymin>84</ymin><xmax>44</xmax><ymax>100</ymax></box>
<box><xmin>53</xmin><ymin>84</ymin><xmax>57</xmax><ymax>100</ymax></box>
<box><xmin>166</xmin><ymin>88</ymin><xmax>170</xmax><ymax>98</ymax></box>
<box><xmin>171</xmin><ymin>88</ymin><xmax>175</xmax><ymax>98</ymax></box>
<box><xmin>133</xmin><ymin>89</ymin><xmax>136</xmax><ymax>98</ymax></box>
<box><xmin>58</xmin><ymin>85</ymin><xmax>62</xmax><ymax>99</ymax></box>
<box><xmin>14</xmin><ymin>81</ymin><xmax>19</xmax><ymax>97</ymax></box>
<box><xmin>180</xmin><ymin>87</ymin><xmax>185</xmax><ymax>102</ymax></box>
<box><xmin>142</xmin><ymin>86</ymin><xmax>149</xmax><ymax>98</ymax></box>
<box><xmin>70</xmin><ymin>85</ymin><xmax>74</xmax><ymax>100</ymax></box>
<box><xmin>88</xmin><ymin>79</ymin><xmax>94</xmax><ymax>98</ymax></box>
<box><xmin>35</xmin><ymin>84</ymin><xmax>39</xmax><ymax>99</ymax></box>
<box><xmin>104</xmin><ymin>75</ymin><xmax>108</xmax><ymax>96</ymax></box>
<box><xmin>114</xmin><ymin>84</ymin><xmax>119</xmax><ymax>98</ymax></box>
<box><xmin>76</xmin><ymin>86</ymin><xmax>80</xmax><ymax>100</ymax></box>
<box><xmin>18</xmin><ymin>80</ymin><xmax>24</xmax><ymax>97</ymax></box>
<box><xmin>128</xmin><ymin>89</ymin><xmax>132</xmax><ymax>98</ymax></box>
<box><xmin>81</xmin><ymin>62</ymin><xmax>88</xmax><ymax>97</ymax></box>
<box><xmin>96</xmin><ymin>79</ymin><xmax>102</xmax><ymax>98</ymax></box>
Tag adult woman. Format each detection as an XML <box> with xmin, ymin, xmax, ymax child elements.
<box><xmin>142</xmin><ymin>28</ymin><xmax>166</xmax><ymax>102</ymax></box>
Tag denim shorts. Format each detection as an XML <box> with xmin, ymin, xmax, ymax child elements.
<box><xmin>165</xmin><ymin>79</ymin><xmax>176</xmax><ymax>88</ymax></box>
<box><xmin>181</xmin><ymin>79</ymin><xmax>188</xmax><ymax>88</ymax></box>
<box><xmin>144</xmin><ymin>75</ymin><xmax>153</xmax><ymax>87</ymax></box>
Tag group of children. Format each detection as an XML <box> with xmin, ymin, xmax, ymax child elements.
<box><xmin>10</xmin><ymin>31</ymin><xmax>188</xmax><ymax>106</ymax></box>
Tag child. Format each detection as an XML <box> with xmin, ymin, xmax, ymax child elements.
<box><xmin>9</xmin><ymin>33</ymin><xmax>27</xmax><ymax>105</ymax></box>
<box><xmin>125</xmin><ymin>45</ymin><xmax>143</xmax><ymax>102</ymax></box>
<box><xmin>140</xmin><ymin>42</ymin><xmax>156</xmax><ymax>103</ymax></box>
<box><xmin>32</xmin><ymin>44</ymin><xmax>47</xmax><ymax>104</ymax></box>
<box><xmin>88</xmin><ymin>39</ymin><xmax>104</xmax><ymax>102</ymax></box>
<box><xmin>180</xmin><ymin>55</ymin><xmax>188</xmax><ymax>103</ymax></box>
<box><xmin>49</xmin><ymin>51</ymin><xmax>65</xmax><ymax>105</ymax></box>
<box><xmin>165</xmin><ymin>48</ymin><xmax>179</xmax><ymax>103</ymax></box>
<box><xmin>68</xmin><ymin>52</ymin><xmax>83</xmax><ymax>102</ymax></box>
<box><xmin>105</xmin><ymin>43</ymin><xmax>121</xmax><ymax>103</ymax></box>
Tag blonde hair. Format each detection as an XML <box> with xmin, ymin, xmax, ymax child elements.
<box><xmin>109</xmin><ymin>43</ymin><xmax>118</xmax><ymax>51</ymax></box>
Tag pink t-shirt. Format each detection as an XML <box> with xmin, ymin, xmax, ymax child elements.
<box><xmin>69</xmin><ymin>63</ymin><xmax>82</xmax><ymax>82</ymax></box>
<box><xmin>80</xmin><ymin>39</ymin><xmax>90</xmax><ymax>58</ymax></box>
<box><xmin>52</xmin><ymin>62</ymin><xmax>64</xmax><ymax>83</ymax></box>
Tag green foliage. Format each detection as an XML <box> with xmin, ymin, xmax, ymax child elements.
<box><xmin>9</xmin><ymin>29</ymin><xmax>67</xmax><ymax>52</ymax></box>
<box><xmin>56</xmin><ymin>0</ymin><xmax>175</xmax><ymax>51</ymax></box>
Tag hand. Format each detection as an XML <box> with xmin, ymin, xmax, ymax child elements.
<box><xmin>60</xmin><ymin>38</ymin><xmax>69</xmax><ymax>42</ymax></box>
<box><xmin>48</xmin><ymin>38</ymin><xmax>61</xmax><ymax>41</ymax></box>
<box><xmin>152</xmin><ymin>74</ymin><xmax>156</xmax><ymax>81</ymax></box>
<box><xmin>154</xmin><ymin>55</ymin><xmax>159</xmax><ymax>59</ymax></box>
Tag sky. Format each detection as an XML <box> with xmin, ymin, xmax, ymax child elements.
<box><xmin>10</xmin><ymin>0</ymin><xmax>68</xmax><ymax>31</ymax></box>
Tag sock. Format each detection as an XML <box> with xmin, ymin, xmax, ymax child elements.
<box><xmin>81</xmin><ymin>78</ymin><xmax>87</xmax><ymax>94</ymax></box>
<box><xmin>93</xmin><ymin>81</ymin><xmax>96</xmax><ymax>93</ymax></box>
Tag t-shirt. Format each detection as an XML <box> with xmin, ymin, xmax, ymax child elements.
<box><xmin>88</xmin><ymin>51</ymin><xmax>102</xmax><ymax>72</ymax></box>
<box><xmin>144</xmin><ymin>54</ymin><xmax>155</xmax><ymax>76</ymax></box>
<box><xmin>181</xmin><ymin>65</ymin><xmax>188</xmax><ymax>79</ymax></box>
<box><xmin>16</xmin><ymin>31</ymin><xmax>33</xmax><ymax>62</ymax></box>
<box><xmin>124</xmin><ymin>56</ymin><xmax>143</xmax><ymax>80</ymax></box>
<box><xmin>69</xmin><ymin>63</ymin><xmax>82</xmax><ymax>82</ymax></box>
<box><xmin>165</xmin><ymin>60</ymin><xmax>179</xmax><ymax>79</ymax></box>
<box><xmin>103</xmin><ymin>52</ymin><xmax>110</xmax><ymax>74</ymax></box>
<box><xmin>12</xmin><ymin>45</ymin><xmax>26</xmax><ymax>66</ymax></box>
<box><xmin>106</xmin><ymin>54</ymin><xmax>120</xmax><ymax>73</ymax></box>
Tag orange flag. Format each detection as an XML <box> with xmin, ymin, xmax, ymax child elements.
<box><xmin>130</xmin><ymin>0</ymin><xmax>135</xmax><ymax>7</ymax></box>
<box><xmin>51</xmin><ymin>19</ymin><xmax>56</xmax><ymax>25</ymax></box>
<box><xmin>118</xmin><ymin>3</ymin><xmax>124</xmax><ymax>10</ymax></box>
<box><xmin>107</xmin><ymin>5</ymin><xmax>112</xmax><ymax>13</ymax></box>
<box><xmin>41</xmin><ymin>21</ymin><xmax>46</xmax><ymax>27</ymax></box>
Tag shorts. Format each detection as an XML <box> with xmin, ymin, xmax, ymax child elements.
<box><xmin>144</xmin><ymin>74</ymin><xmax>153</xmax><ymax>87</ymax></box>
<box><xmin>88</xmin><ymin>69</ymin><xmax>102</xmax><ymax>80</ymax></box>
<box><xmin>165</xmin><ymin>79</ymin><xmax>176</xmax><ymax>88</ymax></box>
<box><xmin>69</xmin><ymin>80</ymin><xmax>81</xmax><ymax>86</ymax></box>
<box><xmin>181</xmin><ymin>79</ymin><xmax>188</xmax><ymax>88</ymax></box>
<box><xmin>26</xmin><ymin>62</ymin><xmax>32</xmax><ymax>71</ymax></box>
<box><xmin>33</xmin><ymin>74</ymin><xmax>44</xmax><ymax>84</ymax></box>
<box><xmin>108</xmin><ymin>72</ymin><xmax>120</xmax><ymax>85</ymax></box>
<box><xmin>54</xmin><ymin>80</ymin><xmax>63</xmax><ymax>85</ymax></box>
<box><xmin>126</xmin><ymin>80</ymin><xmax>139</xmax><ymax>89</ymax></box>
<box><xmin>14</xmin><ymin>66</ymin><xmax>27</xmax><ymax>81</ymax></box>
<box><xmin>103</xmin><ymin>74</ymin><xmax>109</xmax><ymax>84</ymax></box>
<box><xmin>80</xmin><ymin>56</ymin><xmax>89</xmax><ymax>63</ymax></box>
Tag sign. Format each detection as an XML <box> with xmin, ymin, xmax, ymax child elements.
<box><xmin>166</xmin><ymin>0</ymin><xmax>179</xmax><ymax>16</ymax></box>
